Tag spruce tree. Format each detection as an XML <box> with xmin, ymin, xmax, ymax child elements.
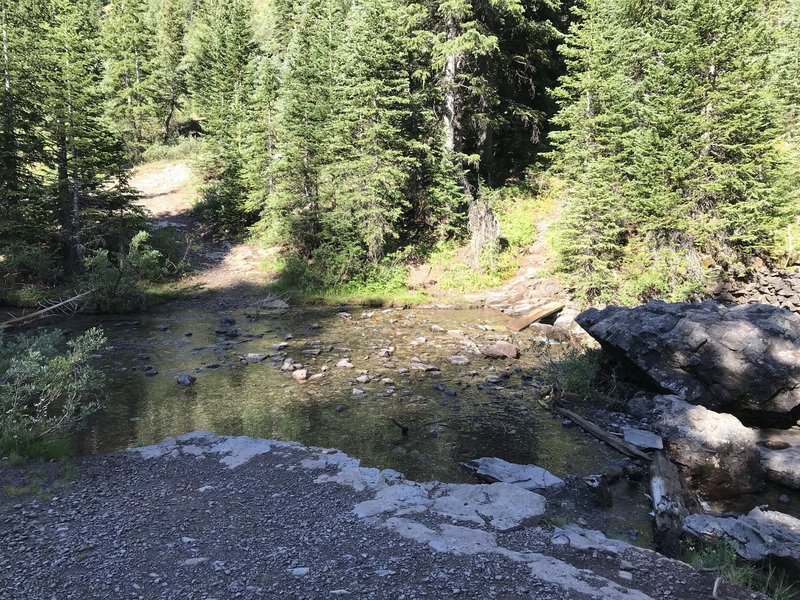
<box><xmin>101</xmin><ymin>0</ymin><xmax>158</xmax><ymax>158</ymax></box>
<box><xmin>320</xmin><ymin>0</ymin><xmax>416</xmax><ymax>268</ymax></box>
<box><xmin>152</xmin><ymin>0</ymin><xmax>188</xmax><ymax>141</ymax></box>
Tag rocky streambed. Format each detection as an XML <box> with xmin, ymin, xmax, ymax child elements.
<box><xmin>29</xmin><ymin>303</ymin><xmax>657</xmax><ymax>547</ymax></box>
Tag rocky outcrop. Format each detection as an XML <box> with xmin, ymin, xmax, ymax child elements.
<box><xmin>712</xmin><ymin>267</ymin><xmax>800</xmax><ymax>314</ymax></box>
<box><xmin>684</xmin><ymin>508</ymin><xmax>800</xmax><ymax>568</ymax></box>
<box><xmin>647</xmin><ymin>395</ymin><xmax>763</xmax><ymax>498</ymax></box>
<box><xmin>577</xmin><ymin>300</ymin><xmax>800</xmax><ymax>419</ymax></box>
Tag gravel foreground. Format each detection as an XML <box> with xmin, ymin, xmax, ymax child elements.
<box><xmin>1</xmin><ymin>432</ymin><xmax>762</xmax><ymax>600</ymax></box>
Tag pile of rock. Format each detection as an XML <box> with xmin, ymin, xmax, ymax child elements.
<box><xmin>713</xmin><ymin>267</ymin><xmax>800</xmax><ymax>314</ymax></box>
<box><xmin>475</xmin><ymin>266</ymin><xmax>565</xmax><ymax>317</ymax></box>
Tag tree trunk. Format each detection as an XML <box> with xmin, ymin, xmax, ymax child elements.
<box><xmin>57</xmin><ymin>128</ymin><xmax>76</xmax><ymax>272</ymax></box>
<box><xmin>1</xmin><ymin>3</ymin><xmax>17</xmax><ymax>196</ymax></box>
<box><xmin>441</xmin><ymin>13</ymin><xmax>499</xmax><ymax>268</ymax></box>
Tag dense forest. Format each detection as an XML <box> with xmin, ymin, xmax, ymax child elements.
<box><xmin>0</xmin><ymin>0</ymin><xmax>798</xmax><ymax>305</ymax></box>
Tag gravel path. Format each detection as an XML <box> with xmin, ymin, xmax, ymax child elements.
<box><xmin>1</xmin><ymin>433</ymin><xmax>761</xmax><ymax>600</ymax></box>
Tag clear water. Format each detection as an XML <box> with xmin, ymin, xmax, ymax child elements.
<box><xmin>51</xmin><ymin>305</ymin><xmax>654</xmax><ymax>546</ymax></box>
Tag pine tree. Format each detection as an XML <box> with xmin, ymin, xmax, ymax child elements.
<box><xmin>101</xmin><ymin>0</ymin><xmax>158</xmax><ymax>157</ymax></box>
<box><xmin>320</xmin><ymin>0</ymin><xmax>416</xmax><ymax>269</ymax></box>
<box><xmin>152</xmin><ymin>0</ymin><xmax>188</xmax><ymax>141</ymax></box>
<box><xmin>266</xmin><ymin>0</ymin><xmax>347</xmax><ymax>255</ymax></box>
<box><xmin>43</xmin><ymin>0</ymin><xmax>138</xmax><ymax>271</ymax></box>
<box><xmin>185</xmin><ymin>0</ymin><xmax>258</xmax><ymax>232</ymax></box>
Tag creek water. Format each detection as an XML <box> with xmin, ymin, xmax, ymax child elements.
<box><xmin>55</xmin><ymin>305</ymin><xmax>655</xmax><ymax>547</ymax></box>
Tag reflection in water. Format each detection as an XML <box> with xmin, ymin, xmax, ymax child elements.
<box><xmin>58</xmin><ymin>306</ymin><xmax>653</xmax><ymax>545</ymax></box>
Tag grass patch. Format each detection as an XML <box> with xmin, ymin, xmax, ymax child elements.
<box><xmin>2</xmin><ymin>483</ymin><xmax>41</xmax><ymax>497</ymax></box>
<box><xmin>269</xmin><ymin>254</ymin><xmax>434</xmax><ymax>307</ymax></box>
<box><xmin>683</xmin><ymin>541</ymin><xmax>798</xmax><ymax>600</ymax></box>
<box><xmin>0</xmin><ymin>435</ymin><xmax>72</xmax><ymax>463</ymax></box>
<box><xmin>141</xmin><ymin>137</ymin><xmax>205</xmax><ymax>164</ymax></box>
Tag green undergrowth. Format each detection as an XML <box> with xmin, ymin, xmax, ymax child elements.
<box><xmin>268</xmin><ymin>255</ymin><xmax>431</xmax><ymax>307</ymax></box>
<box><xmin>682</xmin><ymin>541</ymin><xmax>798</xmax><ymax>600</ymax></box>
<box><xmin>140</xmin><ymin>136</ymin><xmax>205</xmax><ymax>164</ymax></box>
<box><xmin>0</xmin><ymin>436</ymin><xmax>73</xmax><ymax>464</ymax></box>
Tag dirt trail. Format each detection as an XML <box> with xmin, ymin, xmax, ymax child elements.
<box><xmin>131</xmin><ymin>161</ymin><xmax>276</xmax><ymax>295</ymax></box>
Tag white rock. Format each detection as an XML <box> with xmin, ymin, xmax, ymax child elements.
<box><xmin>462</xmin><ymin>457</ymin><xmax>565</xmax><ymax>491</ymax></box>
<box><xmin>622</xmin><ymin>428</ymin><xmax>663</xmax><ymax>450</ymax></box>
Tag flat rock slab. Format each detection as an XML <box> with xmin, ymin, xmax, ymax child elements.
<box><xmin>462</xmin><ymin>457</ymin><xmax>565</xmax><ymax>491</ymax></box>
<box><xmin>577</xmin><ymin>300</ymin><xmax>800</xmax><ymax>417</ymax></box>
<box><xmin>684</xmin><ymin>508</ymin><xmax>800</xmax><ymax>567</ymax></box>
<box><xmin>0</xmin><ymin>432</ymin><xmax>763</xmax><ymax>600</ymax></box>
<box><xmin>760</xmin><ymin>446</ymin><xmax>800</xmax><ymax>490</ymax></box>
<box><xmin>623</xmin><ymin>428</ymin><xmax>663</xmax><ymax>450</ymax></box>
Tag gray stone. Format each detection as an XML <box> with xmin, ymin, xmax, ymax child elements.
<box><xmin>649</xmin><ymin>395</ymin><xmax>762</xmax><ymax>498</ymax></box>
<box><xmin>449</xmin><ymin>355</ymin><xmax>471</xmax><ymax>365</ymax></box>
<box><xmin>622</xmin><ymin>428</ymin><xmax>663</xmax><ymax>450</ymax></box>
<box><xmin>462</xmin><ymin>457</ymin><xmax>565</xmax><ymax>492</ymax></box>
<box><xmin>760</xmin><ymin>446</ymin><xmax>800</xmax><ymax>490</ymax></box>
<box><xmin>245</xmin><ymin>353</ymin><xmax>267</xmax><ymax>363</ymax></box>
<box><xmin>481</xmin><ymin>341</ymin><xmax>520</xmax><ymax>359</ymax></box>
<box><xmin>177</xmin><ymin>374</ymin><xmax>197</xmax><ymax>386</ymax></box>
<box><xmin>684</xmin><ymin>508</ymin><xmax>800</xmax><ymax>567</ymax></box>
<box><xmin>577</xmin><ymin>300</ymin><xmax>800</xmax><ymax>417</ymax></box>
<box><xmin>336</xmin><ymin>358</ymin><xmax>354</xmax><ymax>369</ymax></box>
<box><xmin>180</xmin><ymin>557</ymin><xmax>208</xmax><ymax>567</ymax></box>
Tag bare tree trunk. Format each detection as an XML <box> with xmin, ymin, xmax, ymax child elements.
<box><xmin>441</xmin><ymin>13</ymin><xmax>499</xmax><ymax>268</ymax></box>
<box><xmin>57</xmin><ymin>128</ymin><xmax>76</xmax><ymax>272</ymax></box>
<box><xmin>1</xmin><ymin>3</ymin><xmax>17</xmax><ymax>196</ymax></box>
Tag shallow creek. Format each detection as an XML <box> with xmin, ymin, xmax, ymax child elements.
<box><xmin>55</xmin><ymin>305</ymin><xmax>655</xmax><ymax>547</ymax></box>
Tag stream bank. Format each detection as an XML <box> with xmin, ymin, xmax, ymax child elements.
<box><xmin>0</xmin><ymin>432</ymin><xmax>762</xmax><ymax>600</ymax></box>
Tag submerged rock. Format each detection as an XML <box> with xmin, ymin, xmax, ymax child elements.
<box><xmin>577</xmin><ymin>301</ymin><xmax>800</xmax><ymax>420</ymax></box>
<box><xmin>684</xmin><ymin>508</ymin><xmax>800</xmax><ymax>567</ymax></box>
<box><xmin>461</xmin><ymin>457</ymin><xmax>565</xmax><ymax>492</ymax></box>
<box><xmin>177</xmin><ymin>374</ymin><xmax>197</xmax><ymax>386</ymax></box>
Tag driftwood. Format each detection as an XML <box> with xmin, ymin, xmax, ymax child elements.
<box><xmin>556</xmin><ymin>407</ymin><xmax>652</xmax><ymax>461</ymax></box>
<box><xmin>0</xmin><ymin>290</ymin><xmax>95</xmax><ymax>330</ymax></box>
<box><xmin>507</xmin><ymin>301</ymin><xmax>565</xmax><ymax>332</ymax></box>
<box><xmin>650</xmin><ymin>450</ymin><xmax>693</xmax><ymax>554</ymax></box>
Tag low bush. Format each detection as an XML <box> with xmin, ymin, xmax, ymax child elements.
<box><xmin>82</xmin><ymin>231</ymin><xmax>166</xmax><ymax>311</ymax></box>
<box><xmin>0</xmin><ymin>328</ymin><xmax>107</xmax><ymax>458</ymax></box>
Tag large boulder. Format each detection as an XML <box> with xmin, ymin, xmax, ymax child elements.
<box><xmin>649</xmin><ymin>395</ymin><xmax>763</xmax><ymax>498</ymax></box>
<box><xmin>577</xmin><ymin>300</ymin><xmax>800</xmax><ymax>419</ymax></box>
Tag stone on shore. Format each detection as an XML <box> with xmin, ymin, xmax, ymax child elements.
<box><xmin>760</xmin><ymin>446</ymin><xmax>800</xmax><ymax>490</ymax></box>
<box><xmin>461</xmin><ymin>457</ymin><xmax>565</xmax><ymax>492</ymax></box>
<box><xmin>481</xmin><ymin>341</ymin><xmax>520</xmax><ymax>359</ymax></box>
<box><xmin>684</xmin><ymin>508</ymin><xmax>800</xmax><ymax>568</ymax></box>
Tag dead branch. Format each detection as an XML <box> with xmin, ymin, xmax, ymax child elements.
<box><xmin>0</xmin><ymin>289</ymin><xmax>96</xmax><ymax>330</ymax></box>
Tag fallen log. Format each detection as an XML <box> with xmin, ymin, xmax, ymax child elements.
<box><xmin>555</xmin><ymin>407</ymin><xmax>651</xmax><ymax>461</ymax></box>
<box><xmin>0</xmin><ymin>290</ymin><xmax>95</xmax><ymax>330</ymax></box>
<box><xmin>507</xmin><ymin>301</ymin><xmax>565</xmax><ymax>332</ymax></box>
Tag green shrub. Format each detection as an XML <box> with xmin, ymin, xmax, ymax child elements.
<box><xmin>83</xmin><ymin>231</ymin><xmax>165</xmax><ymax>311</ymax></box>
<box><xmin>0</xmin><ymin>328</ymin><xmax>107</xmax><ymax>457</ymax></box>
<box><xmin>141</xmin><ymin>137</ymin><xmax>205</xmax><ymax>163</ymax></box>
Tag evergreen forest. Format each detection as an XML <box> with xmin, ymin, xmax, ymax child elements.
<box><xmin>1</xmin><ymin>0</ymin><xmax>798</xmax><ymax>306</ymax></box>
